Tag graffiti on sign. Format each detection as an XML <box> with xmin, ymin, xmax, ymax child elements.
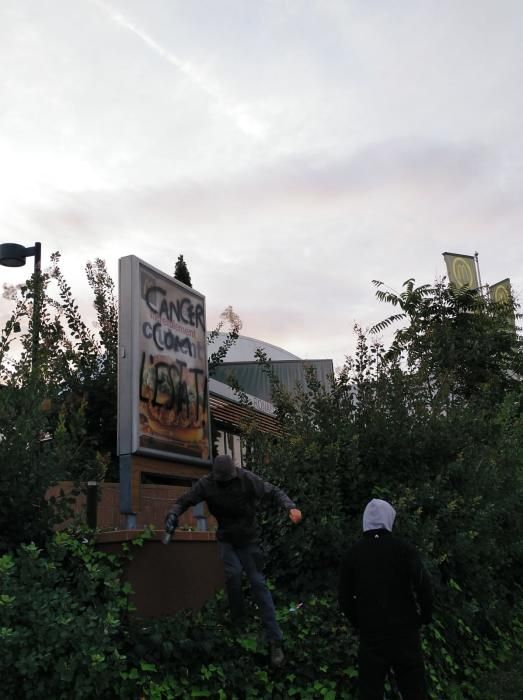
<box><xmin>138</xmin><ymin>269</ymin><xmax>210</xmax><ymax>461</ymax></box>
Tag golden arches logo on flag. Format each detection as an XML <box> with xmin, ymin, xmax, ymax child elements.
<box><xmin>489</xmin><ymin>278</ymin><xmax>515</xmax><ymax>328</ymax></box>
<box><xmin>442</xmin><ymin>252</ymin><xmax>479</xmax><ymax>289</ymax></box>
<box><xmin>489</xmin><ymin>278</ymin><xmax>512</xmax><ymax>304</ymax></box>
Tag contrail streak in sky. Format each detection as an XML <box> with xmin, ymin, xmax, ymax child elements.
<box><xmin>89</xmin><ymin>0</ymin><xmax>265</xmax><ymax>138</ymax></box>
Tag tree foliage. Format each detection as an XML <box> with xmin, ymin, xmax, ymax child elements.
<box><xmin>207</xmin><ymin>305</ymin><xmax>243</xmax><ymax>374</ymax></box>
<box><xmin>237</xmin><ymin>278</ymin><xmax>523</xmax><ymax>695</ymax></box>
<box><xmin>0</xmin><ymin>256</ymin><xmax>118</xmax><ymax>547</ymax></box>
<box><xmin>173</xmin><ymin>254</ymin><xmax>192</xmax><ymax>288</ymax></box>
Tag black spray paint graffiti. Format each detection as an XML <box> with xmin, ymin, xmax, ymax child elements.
<box><xmin>142</xmin><ymin>321</ymin><xmax>206</xmax><ymax>358</ymax></box>
<box><xmin>139</xmin><ymin>353</ymin><xmax>207</xmax><ymax>421</ymax></box>
<box><xmin>145</xmin><ymin>285</ymin><xmax>205</xmax><ymax>330</ymax></box>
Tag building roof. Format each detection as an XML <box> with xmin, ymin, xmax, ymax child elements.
<box><xmin>207</xmin><ymin>335</ymin><xmax>334</xmax><ymax>434</ymax></box>
<box><xmin>207</xmin><ymin>333</ymin><xmax>301</xmax><ymax>362</ymax></box>
<box><xmin>211</xmin><ymin>358</ymin><xmax>334</xmax><ymax>404</ymax></box>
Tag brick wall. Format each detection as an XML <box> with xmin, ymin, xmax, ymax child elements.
<box><xmin>46</xmin><ymin>484</ymin><xmax>224</xmax><ymax>617</ymax></box>
<box><xmin>47</xmin><ymin>482</ymin><xmax>217</xmax><ymax>533</ymax></box>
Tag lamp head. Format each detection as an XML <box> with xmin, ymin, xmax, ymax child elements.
<box><xmin>0</xmin><ymin>243</ymin><xmax>28</xmax><ymax>267</ymax></box>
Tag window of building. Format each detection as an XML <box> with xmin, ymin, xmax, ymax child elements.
<box><xmin>215</xmin><ymin>428</ymin><xmax>246</xmax><ymax>467</ymax></box>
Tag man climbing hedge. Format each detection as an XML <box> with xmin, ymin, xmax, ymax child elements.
<box><xmin>164</xmin><ymin>454</ymin><xmax>302</xmax><ymax>667</ymax></box>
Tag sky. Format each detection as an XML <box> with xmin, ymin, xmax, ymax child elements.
<box><xmin>1</xmin><ymin>0</ymin><xmax>522</xmax><ymax>370</ymax></box>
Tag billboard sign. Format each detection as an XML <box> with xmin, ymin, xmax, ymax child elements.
<box><xmin>118</xmin><ymin>255</ymin><xmax>211</xmax><ymax>464</ymax></box>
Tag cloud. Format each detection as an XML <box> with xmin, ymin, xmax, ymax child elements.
<box><xmin>23</xmin><ymin>137</ymin><xmax>500</xmax><ymax>239</ymax></box>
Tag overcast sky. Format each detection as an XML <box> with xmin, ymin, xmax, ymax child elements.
<box><xmin>1</xmin><ymin>0</ymin><xmax>522</xmax><ymax>369</ymax></box>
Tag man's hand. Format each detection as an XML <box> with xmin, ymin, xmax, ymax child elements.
<box><xmin>289</xmin><ymin>508</ymin><xmax>302</xmax><ymax>524</ymax></box>
<box><xmin>165</xmin><ymin>513</ymin><xmax>178</xmax><ymax>533</ymax></box>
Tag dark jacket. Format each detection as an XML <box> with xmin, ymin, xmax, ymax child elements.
<box><xmin>168</xmin><ymin>468</ymin><xmax>296</xmax><ymax>546</ymax></box>
<box><xmin>338</xmin><ymin>529</ymin><xmax>433</xmax><ymax>638</ymax></box>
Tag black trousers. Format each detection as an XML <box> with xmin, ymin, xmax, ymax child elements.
<box><xmin>218</xmin><ymin>541</ymin><xmax>283</xmax><ymax>642</ymax></box>
<box><xmin>358</xmin><ymin>629</ymin><xmax>428</xmax><ymax>700</ymax></box>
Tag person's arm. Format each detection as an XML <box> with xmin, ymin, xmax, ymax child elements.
<box><xmin>409</xmin><ymin>546</ymin><xmax>433</xmax><ymax>625</ymax></box>
<box><xmin>338</xmin><ymin>553</ymin><xmax>359</xmax><ymax>629</ymax></box>
<box><xmin>165</xmin><ymin>478</ymin><xmax>207</xmax><ymax>531</ymax></box>
<box><xmin>245</xmin><ymin>470</ymin><xmax>302</xmax><ymax>523</ymax></box>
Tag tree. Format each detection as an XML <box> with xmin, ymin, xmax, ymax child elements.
<box><xmin>207</xmin><ymin>305</ymin><xmax>242</xmax><ymax>374</ymax></box>
<box><xmin>173</xmin><ymin>254</ymin><xmax>192</xmax><ymax>287</ymax></box>
<box><xmin>0</xmin><ymin>382</ymin><xmax>105</xmax><ymax>548</ymax></box>
<box><xmin>370</xmin><ymin>278</ymin><xmax>522</xmax><ymax>406</ymax></box>
<box><xmin>0</xmin><ymin>254</ymin><xmax>118</xmax><ymax>546</ymax></box>
<box><xmin>240</xmin><ymin>276</ymin><xmax>523</xmax><ymax>694</ymax></box>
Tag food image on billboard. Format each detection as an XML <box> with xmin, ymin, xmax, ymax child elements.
<box><xmin>118</xmin><ymin>256</ymin><xmax>211</xmax><ymax>463</ymax></box>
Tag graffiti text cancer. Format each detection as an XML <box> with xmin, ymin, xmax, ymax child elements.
<box><xmin>145</xmin><ymin>285</ymin><xmax>205</xmax><ymax>330</ymax></box>
<box><xmin>139</xmin><ymin>352</ymin><xmax>207</xmax><ymax>421</ymax></box>
<box><xmin>143</xmin><ymin>321</ymin><xmax>206</xmax><ymax>358</ymax></box>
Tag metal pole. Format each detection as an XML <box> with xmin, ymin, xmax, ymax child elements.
<box><xmin>31</xmin><ymin>242</ymin><xmax>42</xmax><ymax>371</ymax></box>
<box><xmin>33</xmin><ymin>242</ymin><xmax>41</xmax><ymax>273</ymax></box>
<box><xmin>474</xmin><ymin>251</ymin><xmax>485</xmax><ymax>297</ymax></box>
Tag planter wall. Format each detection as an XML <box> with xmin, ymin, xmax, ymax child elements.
<box><xmin>96</xmin><ymin>530</ymin><xmax>224</xmax><ymax>618</ymax></box>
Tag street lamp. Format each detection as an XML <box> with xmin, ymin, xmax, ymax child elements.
<box><xmin>0</xmin><ymin>242</ymin><xmax>41</xmax><ymax>272</ymax></box>
<box><xmin>0</xmin><ymin>241</ymin><xmax>42</xmax><ymax>369</ymax></box>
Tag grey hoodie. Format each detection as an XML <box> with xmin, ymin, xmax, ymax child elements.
<box><xmin>363</xmin><ymin>498</ymin><xmax>396</xmax><ymax>532</ymax></box>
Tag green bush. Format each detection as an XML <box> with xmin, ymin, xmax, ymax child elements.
<box><xmin>130</xmin><ymin>589</ymin><xmax>523</xmax><ymax>699</ymax></box>
<box><xmin>128</xmin><ymin>592</ymin><xmax>358</xmax><ymax>699</ymax></box>
<box><xmin>2</xmin><ymin>531</ymin><xmax>523</xmax><ymax>698</ymax></box>
<box><xmin>0</xmin><ymin>531</ymin><xmax>136</xmax><ymax>699</ymax></box>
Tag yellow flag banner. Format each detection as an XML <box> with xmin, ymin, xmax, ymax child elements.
<box><xmin>489</xmin><ymin>278</ymin><xmax>512</xmax><ymax>304</ymax></box>
<box><xmin>489</xmin><ymin>278</ymin><xmax>516</xmax><ymax>328</ymax></box>
<box><xmin>442</xmin><ymin>252</ymin><xmax>479</xmax><ymax>289</ymax></box>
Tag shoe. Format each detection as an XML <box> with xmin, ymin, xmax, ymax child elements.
<box><xmin>269</xmin><ymin>640</ymin><xmax>285</xmax><ymax>667</ymax></box>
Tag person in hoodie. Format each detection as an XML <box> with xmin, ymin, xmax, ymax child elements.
<box><xmin>338</xmin><ymin>499</ymin><xmax>433</xmax><ymax>700</ymax></box>
<box><xmin>164</xmin><ymin>454</ymin><xmax>302</xmax><ymax>668</ymax></box>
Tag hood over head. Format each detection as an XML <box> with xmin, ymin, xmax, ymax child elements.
<box><xmin>363</xmin><ymin>498</ymin><xmax>396</xmax><ymax>532</ymax></box>
<box><xmin>212</xmin><ymin>454</ymin><xmax>237</xmax><ymax>482</ymax></box>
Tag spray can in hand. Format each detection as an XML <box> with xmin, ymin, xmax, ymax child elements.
<box><xmin>162</xmin><ymin>531</ymin><xmax>173</xmax><ymax>545</ymax></box>
<box><xmin>162</xmin><ymin>513</ymin><xmax>178</xmax><ymax>545</ymax></box>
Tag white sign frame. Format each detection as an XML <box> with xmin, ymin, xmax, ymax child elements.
<box><xmin>118</xmin><ymin>255</ymin><xmax>211</xmax><ymax>466</ymax></box>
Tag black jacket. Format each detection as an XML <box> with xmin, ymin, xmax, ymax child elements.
<box><xmin>168</xmin><ymin>468</ymin><xmax>296</xmax><ymax>546</ymax></box>
<box><xmin>338</xmin><ymin>529</ymin><xmax>433</xmax><ymax>638</ymax></box>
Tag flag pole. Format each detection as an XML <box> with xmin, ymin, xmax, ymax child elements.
<box><xmin>474</xmin><ymin>251</ymin><xmax>485</xmax><ymax>297</ymax></box>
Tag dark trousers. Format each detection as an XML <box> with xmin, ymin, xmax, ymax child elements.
<box><xmin>218</xmin><ymin>541</ymin><xmax>283</xmax><ymax>642</ymax></box>
<box><xmin>358</xmin><ymin>629</ymin><xmax>428</xmax><ymax>700</ymax></box>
